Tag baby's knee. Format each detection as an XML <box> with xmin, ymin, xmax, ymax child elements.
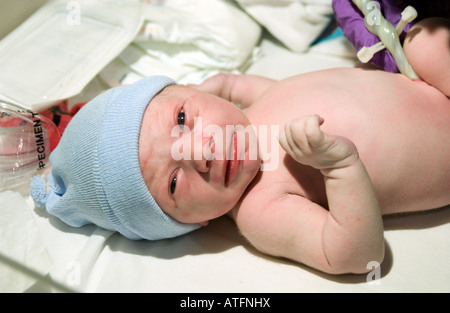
<box><xmin>404</xmin><ymin>17</ymin><xmax>450</xmax><ymax>97</ymax></box>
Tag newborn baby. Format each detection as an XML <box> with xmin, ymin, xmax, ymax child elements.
<box><xmin>31</xmin><ymin>17</ymin><xmax>450</xmax><ymax>275</ymax></box>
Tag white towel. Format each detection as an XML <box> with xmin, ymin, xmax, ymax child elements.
<box><xmin>100</xmin><ymin>0</ymin><xmax>262</xmax><ymax>86</ymax></box>
<box><xmin>235</xmin><ymin>0</ymin><xmax>334</xmax><ymax>52</ymax></box>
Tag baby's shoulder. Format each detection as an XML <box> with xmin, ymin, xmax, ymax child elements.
<box><xmin>230</xmin><ymin>178</ymin><xmax>319</xmax><ymax>242</ymax></box>
<box><xmin>235</xmin><ymin>175</ymin><xmax>306</xmax><ymax>214</ymax></box>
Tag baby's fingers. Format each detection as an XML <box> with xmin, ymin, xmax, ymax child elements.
<box><xmin>278</xmin><ymin>115</ymin><xmax>324</xmax><ymax>162</ymax></box>
<box><xmin>188</xmin><ymin>75</ymin><xmax>222</xmax><ymax>94</ymax></box>
<box><xmin>302</xmin><ymin>115</ymin><xmax>326</xmax><ymax>149</ymax></box>
<box><xmin>278</xmin><ymin>127</ymin><xmax>295</xmax><ymax>157</ymax></box>
<box><xmin>188</xmin><ymin>74</ymin><xmax>232</xmax><ymax>98</ymax></box>
<box><xmin>286</xmin><ymin>115</ymin><xmax>327</xmax><ymax>150</ymax></box>
<box><xmin>279</xmin><ymin>115</ymin><xmax>359</xmax><ymax>169</ymax></box>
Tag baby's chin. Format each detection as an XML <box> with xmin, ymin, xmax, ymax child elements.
<box><xmin>235</xmin><ymin>157</ymin><xmax>262</xmax><ymax>195</ymax></box>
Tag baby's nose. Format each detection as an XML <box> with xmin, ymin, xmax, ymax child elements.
<box><xmin>192</xmin><ymin>157</ymin><xmax>210</xmax><ymax>173</ymax></box>
<box><xmin>190</xmin><ymin>135</ymin><xmax>213</xmax><ymax>173</ymax></box>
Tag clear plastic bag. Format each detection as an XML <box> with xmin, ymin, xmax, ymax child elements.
<box><xmin>0</xmin><ymin>0</ymin><xmax>145</xmax><ymax>112</ymax></box>
<box><xmin>0</xmin><ymin>101</ymin><xmax>60</xmax><ymax>192</ymax></box>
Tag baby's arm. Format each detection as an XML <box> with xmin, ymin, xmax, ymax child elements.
<box><xmin>282</xmin><ymin>116</ymin><xmax>385</xmax><ymax>273</ymax></box>
<box><xmin>233</xmin><ymin>116</ymin><xmax>384</xmax><ymax>274</ymax></box>
<box><xmin>283</xmin><ymin>116</ymin><xmax>384</xmax><ymax>273</ymax></box>
<box><xmin>189</xmin><ymin>73</ymin><xmax>276</xmax><ymax>108</ymax></box>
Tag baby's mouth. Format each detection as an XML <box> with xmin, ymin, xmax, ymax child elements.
<box><xmin>225</xmin><ymin>132</ymin><xmax>239</xmax><ymax>186</ymax></box>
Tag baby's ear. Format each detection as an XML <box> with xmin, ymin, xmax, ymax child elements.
<box><xmin>199</xmin><ymin>221</ymin><xmax>209</xmax><ymax>226</ymax></box>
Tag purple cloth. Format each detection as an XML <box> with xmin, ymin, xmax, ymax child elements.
<box><xmin>332</xmin><ymin>0</ymin><xmax>416</xmax><ymax>73</ymax></box>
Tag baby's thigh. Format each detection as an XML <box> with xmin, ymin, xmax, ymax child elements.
<box><xmin>404</xmin><ymin>17</ymin><xmax>450</xmax><ymax>97</ymax></box>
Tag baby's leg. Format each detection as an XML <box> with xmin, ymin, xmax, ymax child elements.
<box><xmin>404</xmin><ymin>17</ymin><xmax>450</xmax><ymax>97</ymax></box>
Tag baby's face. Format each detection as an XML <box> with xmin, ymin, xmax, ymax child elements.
<box><xmin>139</xmin><ymin>85</ymin><xmax>261</xmax><ymax>226</ymax></box>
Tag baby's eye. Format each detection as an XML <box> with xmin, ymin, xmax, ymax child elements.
<box><xmin>170</xmin><ymin>176</ymin><xmax>177</xmax><ymax>194</ymax></box>
<box><xmin>177</xmin><ymin>109</ymin><xmax>185</xmax><ymax>130</ymax></box>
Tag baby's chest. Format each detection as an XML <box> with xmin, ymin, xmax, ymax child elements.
<box><xmin>255</xmin><ymin>157</ymin><xmax>327</xmax><ymax>207</ymax></box>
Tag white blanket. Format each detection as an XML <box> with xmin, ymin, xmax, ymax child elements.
<box><xmin>235</xmin><ymin>0</ymin><xmax>334</xmax><ymax>52</ymax></box>
<box><xmin>100</xmin><ymin>0</ymin><xmax>262</xmax><ymax>86</ymax></box>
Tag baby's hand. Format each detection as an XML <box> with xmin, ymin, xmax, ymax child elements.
<box><xmin>278</xmin><ymin>115</ymin><xmax>359</xmax><ymax>170</ymax></box>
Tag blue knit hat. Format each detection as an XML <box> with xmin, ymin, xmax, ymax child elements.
<box><xmin>30</xmin><ymin>76</ymin><xmax>201</xmax><ymax>240</ymax></box>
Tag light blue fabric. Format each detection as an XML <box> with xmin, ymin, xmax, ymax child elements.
<box><xmin>30</xmin><ymin>76</ymin><xmax>201</xmax><ymax>240</ymax></box>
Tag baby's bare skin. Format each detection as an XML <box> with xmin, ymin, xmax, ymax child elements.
<box><xmin>140</xmin><ymin>18</ymin><xmax>450</xmax><ymax>275</ymax></box>
<box><xmin>208</xmin><ymin>68</ymin><xmax>450</xmax><ymax>274</ymax></box>
<box><xmin>141</xmin><ymin>68</ymin><xmax>449</xmax><ymax>275</ymax></box>
<box><xmin>245</xmin><ymin>68</ymin><xmax>450</xmax><ymax>216</ymax></box>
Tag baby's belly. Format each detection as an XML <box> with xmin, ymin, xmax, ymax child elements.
<box><xmin>252</xmin><ymin>68</ymin><xmax>450</xmax><ymax>213</ymax></box>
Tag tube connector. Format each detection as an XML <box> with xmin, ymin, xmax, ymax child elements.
<box><xmin>351</xmin><ymin>0</ymin><xmax>419</xmax><ymax>80</ymax></box>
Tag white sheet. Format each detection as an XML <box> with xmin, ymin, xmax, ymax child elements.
<box><xmin>235</xmin><ymin>0</ymin><xmax>334</xmax><ymax>52</ymax></box>
<box><xmin>99</xmin><ymin>0</ymin><xmax>262</xmax><ymax>86</ymax></box>
<box><xmin>0</xmin><ymin>0</ymin><xmax>145</xmax><ymax>112</ymax></box>
<box><xmin>0</xmin><ymin>191</ymin><xmax>52</xmax><ymax>292</ymax></box>
<box><xmin>1</xmin><ymin>0</ymin><xmax>449</xmax><ymax>294</ymax></box>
